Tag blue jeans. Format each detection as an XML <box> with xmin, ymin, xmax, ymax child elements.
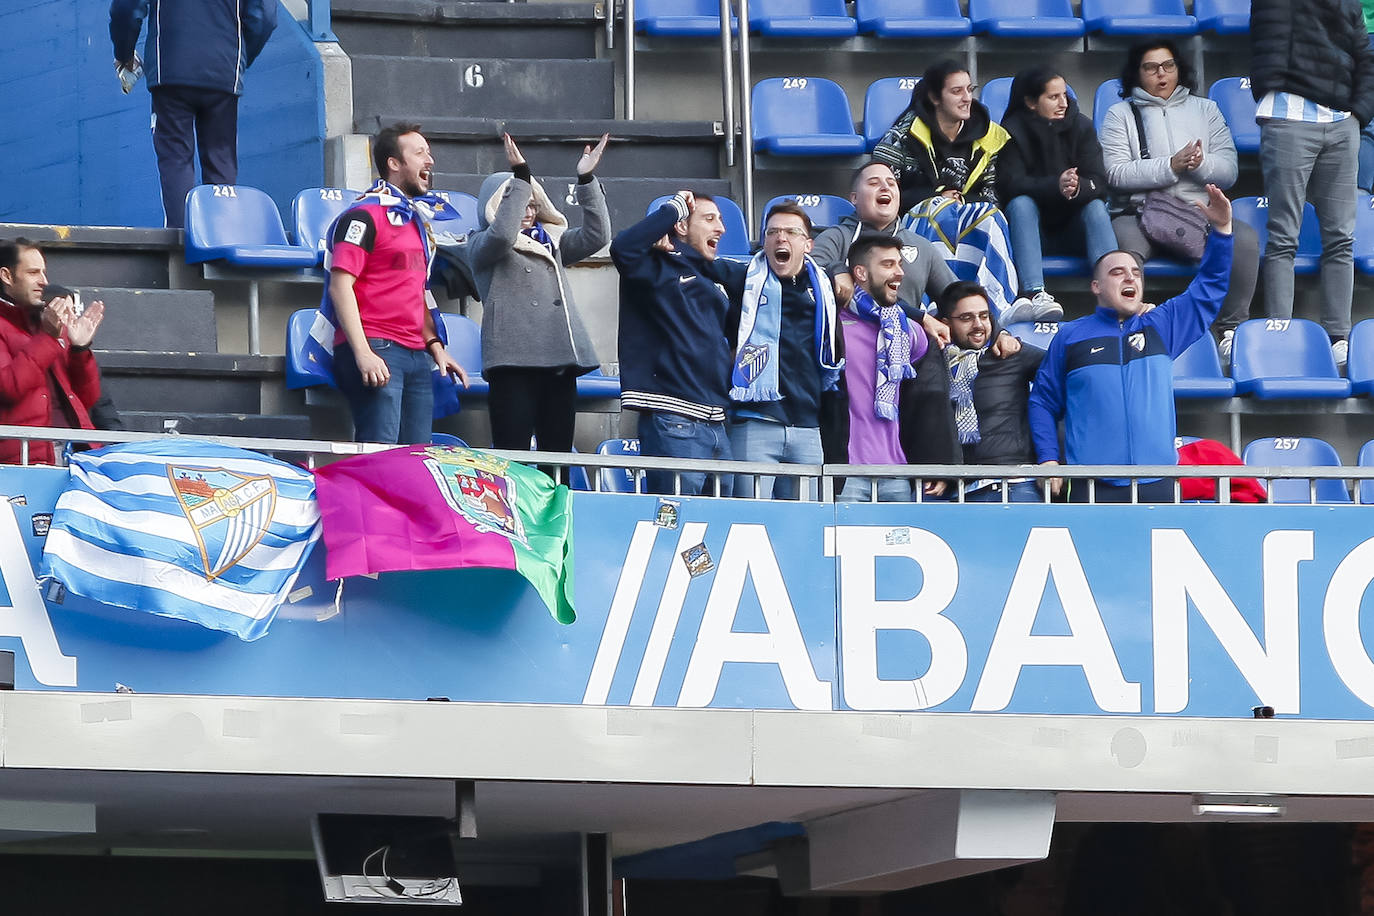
<box><xmin>727</xmin><ymin>418</ymin><xmax>823</xmax><ymax>499</ymax></box>
<box><xmin>334</xmin><ymin>338</ymin><xmax>434</xmax><ymax>444</ymax></box>
<box><xmin>837</xmin><ymin>476</ymin><xmax>913</xmax><ymax>502</ymax></box>
<box><xmin>638</xmin><ymin>411</ymin><xmax>734</xmax><ymax>497</ymax></box>
<box><xmin>965</xmin><ymin>480</ymin><xmax>1042</xmax><ymax>502</ymax></box>
<box><xmin>1005</xmin><ymin>195</ymin><xmax>1118</xmax><ymax>293</ymax></box>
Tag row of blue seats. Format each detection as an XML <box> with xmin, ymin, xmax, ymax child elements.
<box><xmin>637</xmin><ymin>0</ymin><xmax>1247</xmax><ymax>39</ymax></box>
<box><xmin>592</xmin><ymin>435</ymin><xmax>1374</xmax><ymax>504</ymax></box>
<box><xmin>285</xmin><ymin>309</ymin><xmax>621</xmax><ymax>400</ymax></box>
<box><xmin>1007</xmin><ymin>317</ymin><xmax>1374</xmax><ymax>400</ymax></box>
<box><xmin>184</xmin><ymin>184</ymin><xmax>482</xmax><ymax>271</ymax></box>
<box><xmin>755</xmin><ymin>74</ymin><xmax>1261</xmax><ymax>155</ymax></box>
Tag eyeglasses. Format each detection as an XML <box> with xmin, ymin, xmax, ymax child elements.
<box><xmin>765</xmin><ymin>226</ymin><xmax>809</xmax><ymax>238</ymax></box>
<box><xmin>1140</xmin><ymin>59</ymin><xmax>1178</xmax><ymax>75</ymax></box>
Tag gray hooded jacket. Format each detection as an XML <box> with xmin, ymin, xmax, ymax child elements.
<box><xmin>811</xmin><ymin>213</ymin><xmax>957</xmax><ymax>318</ymax></box>
<box><xmin>1100</xmin><ymin>86</ymin><xmax>1238</xmax><ymax>211</ymax></box>
<box><xmin>467</xmin><ymin>172</ymin><xmax>610</xmax><ymax>372</ymax></box>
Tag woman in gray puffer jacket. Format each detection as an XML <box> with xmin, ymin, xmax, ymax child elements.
<box><xmin>468</xmin><ymin>133</ymin><xmax>611</xmax><ymax>452</ymax></box>
<box><xmin>1100</xmin><ymin>39</ymin><xmax>1258</xmax><ymax>359</ymax></box>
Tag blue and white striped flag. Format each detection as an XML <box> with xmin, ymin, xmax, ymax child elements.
<box><xmin>39</xmin><ymin>440</ymin><xmax>321</xmax><ymax>641</ymax></box>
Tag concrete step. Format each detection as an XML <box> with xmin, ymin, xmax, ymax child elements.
<box><xmin>333</xmin><ymin>0</ymin><xmax>603</xmax><ymax>60</ymax></box>
<box><xmin>96</xmin><ymin>352</ymin><xmax>283</xmax><ymax>416</ymax></box>
<box><xmin>71</xmin><ymin>288</ymin><xmax>217</xmax><ymax>353</ymax></box>
<box><xmin>431</xmin><ymin>173</ymin><xmax>734</xmax><ymax>237</ymax></box>
<box><xmin>350</xmin><ymin>55</ymin><xmax>614</xmax><ymax>123</ymax></box>
<box><xmin>397</xmin><ymin>117</ymin><xmax>725</xmax><ymax>180</ymax></box>
<box><xmin>118</xmin><ymin>411</ymin><xmax>313</xmax><ymax>440</ymax></box>
<box><xmin>2</xmin><ymin>224</ymin><xmax>181</xmax><ymax>290</ymax></box>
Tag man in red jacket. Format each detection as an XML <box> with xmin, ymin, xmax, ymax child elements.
<box><xmin>0</xmin><ymin>239</ymin><xmax>106</xmax><ymax>465</ymax></box>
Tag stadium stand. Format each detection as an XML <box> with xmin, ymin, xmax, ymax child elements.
<box><xmin>1194</xmin><ymin>0</ymin><xmax>1250</xmax><ymax>33</ymax></box>
<box><xmin>1004</xmin><ymin>320</ymin><xmax>1060</xmax><ymax>351</ymax></box>
<box><xmin>1350</xmin><ymin>319</ymin><xmax>1374</xmax><ymax>395</ymax></box>
<box><xmin>1354</xmin><ymin>194</ymin><xmax>1374</xmax><ymax>274</ymax></box>
<box><xmin>1231</xmin><ymin>196</ymin><xmax>1323</xmax><ymax>274</ymax></box>
<box><xmin>759</xmin><ymin>194</ymin><xmax>856</xmax><ymax>235</ymax></box>
<box><xmin>1359</xmin><ymin>440</ymin><xmax>1374</xmax><ymax>504</ymax></box>
<box><xmin>439</xmin><ymin>313</ymin><xmax>490</xmax><ymax>397</ymax></box>
<box><xmin>596</xmin><ymin>437</ymin><xmax>643</xmax><ymax>493</ymax></box>
<box><xmin>863</xmin><ymin>77</ymin><xmax>920</xmax><ymax>150</ymax></box>
<box><xmin>635</xmin><ymin>0</ymin><xmax>736</xmax><ymax>36</ymax></box>
<box><xmin>1092</xmin><ymin>78</ymin><xmax>1122</xmax><ymax>132</ymax></box>
<box><xmin>291</xmin><ymin>187</ymin><xmax>360</xmax><ymax>265</ymax></box>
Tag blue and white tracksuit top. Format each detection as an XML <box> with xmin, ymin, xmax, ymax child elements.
<box><xmin>1028</xmin><ymin>230</ymin><xmax>1232</xmax><ymax>481</ymax></box>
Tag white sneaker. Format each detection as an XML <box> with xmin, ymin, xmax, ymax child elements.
<box><xmin>1028</xmin><ymin>289</ymin><xmax>1064</xmax><ymax>321</ymax></box>
<box><xmin>1333</xmin><ymin>338</ymin><xmax>1348</xmax><ymax>372</ymax></box>
<box><xmin>998</xmin><ymin>296</ymin><xmax>1038</xmax><ymax>325</ymax></box>
<box><xmin>1218</xmin><ymin>329</ymin><xmax>1234</xmax><ymax>369</ymax></box>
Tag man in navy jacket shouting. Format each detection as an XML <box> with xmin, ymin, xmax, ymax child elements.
<box><xmin>611</xmin><ymin>191</ymin><xmax>738</xmax><ymax>496</ymax></box>
<box><xmin>110</xmin><ymin>0</ymin><xmax>278</xmax><ymax>228</ymax></box>
<box><xmin>1028</xmin><ymin>184</ymin><xmax>1233</xmax><ymax>503</ymax></box>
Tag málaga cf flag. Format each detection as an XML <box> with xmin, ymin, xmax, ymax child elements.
<box><xmin>313</xmin><ymin>445</ymin><xmax>575</xmax><ymax>624</ymax></box>
<box><xmin>40</xmin><ymin>440</ymin><xmax>321</xmax><ymax>641</ymax></box>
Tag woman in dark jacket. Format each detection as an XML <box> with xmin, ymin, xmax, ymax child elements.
<box><xmin>873</xmin><ymin>59</ymin><xmax>1044</xmax><ymax>324</ymax></box>
<box><xmin>998</xmin><ymin>67</ymin><xmax>1118</xmax><ymax>314</ymax></box>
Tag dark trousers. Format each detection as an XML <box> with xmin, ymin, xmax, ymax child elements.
<box><xmin>151</xmin><ymin>85</ymin><xmax>239</xmax><ymax>228</ymax></box>
<box><xmin>486</xmin><ymin>367</ymin><xmax>579</xmax><ymax>453</ymax></box>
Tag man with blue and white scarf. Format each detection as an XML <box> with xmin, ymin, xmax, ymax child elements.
<box><xmin>715</xmin><ymin>202</ymin><xmax>843</xmax><ymax>499</ymax></box>
<box><xmin>324</xmin><ymin>123</ymin><xmax>468</xmax><ymax>444</ymax></box>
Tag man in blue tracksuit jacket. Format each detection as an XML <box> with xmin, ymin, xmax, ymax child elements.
<box><xmin>611</xmin><ymin>191</ymin><xmax>738</xmax><ymax>496</ymax></box>
<box><xmin>1028</xmin><ymin>184</ymin><xmax>1234</xmax><ymax>502</ymax></box>
<box><xmin>110</xmin><ymin>0</ymin><xmax>278</xmax><ymax>228</ymax></box>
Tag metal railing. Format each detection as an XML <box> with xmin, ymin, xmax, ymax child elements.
<box><xmin>5</xmin><ymin>426</ymin><xmax>1370</xmax><ymax>506</ymax></box>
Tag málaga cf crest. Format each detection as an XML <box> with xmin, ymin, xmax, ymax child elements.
<box><xmin>169</xmin><ymin>467</ymin><xmax>278</xmax><ymax>580</ymax></box>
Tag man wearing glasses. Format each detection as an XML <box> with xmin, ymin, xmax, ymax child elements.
<box><xmin>1251</xmin><ymin>0</ymin><xmax>1374</xmax><ymax>369</ymax></box>
<box><xmin>714</xmin><ymin>202</ymin><xmax>843</xmax><ymax>499</ymax></box>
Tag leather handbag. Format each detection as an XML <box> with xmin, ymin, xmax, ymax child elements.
<box><xmin>1130</xmin><ymin>104</ymin><xmax>1209</xmax><ymax>261</ymax></box>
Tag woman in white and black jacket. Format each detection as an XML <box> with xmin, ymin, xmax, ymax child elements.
<box><xmin>998</xmin><ymin>67</ymin><xmax>1118</xmax><ymax>316</ymax></box>
<box><xmin>1100</xmin><ymin>39</ymin><xmax>1259</xmax><ymax>359</ymax></box>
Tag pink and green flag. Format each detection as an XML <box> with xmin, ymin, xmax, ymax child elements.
<box><xmin>313</xmin><ymin>445</ymin><xmax>575</xmax><ymax>623</ymax></box>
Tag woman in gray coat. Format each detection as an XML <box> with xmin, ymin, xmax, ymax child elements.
<box><xmin>468</xmin><ymin>132</ymin><xmax>611</xmax><ymax>452</ymax></box>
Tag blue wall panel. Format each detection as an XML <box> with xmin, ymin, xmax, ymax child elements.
<box><xmin>0</xmin><ymin>0</ymin><xmax>324</xmax><ymax>228</ymax></box>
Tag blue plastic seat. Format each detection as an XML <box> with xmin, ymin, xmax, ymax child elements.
<box><xmin>748</xmin><ymin>0</ymin><xmax>858</xmax><ymax>37</ymax></box>
<box><xmin>1347</xmin><ymin>318</ymin><xmax>1374</xmax><ymax>395</ymax></box>
<box><xmin>285</xmin><ymin>308</ymin><xmax>333</xmax><ymax>389</ymax></box>
<box><xmin>1231</xmin><ymin>317</ymin><xmax>1352</xmax><ymax>399</ymax></box>
<box><xmin>431</xmin><ymin>432</ymin><xmax>469</xmax><ymax>447</ymax></box>
<box><xmin>184</xmin><ymin>185</ymin><xmax>320</xmax><ymax>268</ymax></box>
<box><xmin>1093</xmin><ymin>79</ymin><xmax>1123</xmax><ymax>132</ymax></box>
<box><xmin>863</xmin><ymin>77</ymin><xmax>919</xmax><ymax>150</ymax></box>
<box><xmin>596</xmin><ymin>438</ymin><xmax>643</xmax><ymax>493</ymax></box>
<box><xmin>855</xmin><ymin>0</ymin><xmax>971</xmax><ymax>37</ymax></box>
<box><xmin>635</xmin><ymin>0</ymin><xmax>736</xmax><ymax>36</ymax></box>
<box><xmin>1194</xmin><ymin>0</ymin><xmax>1249</xmax><ymax>33</ymax></box>
<box><xmin>1354</xmin><ymin>194</ymin><xmax>1374</xmax><ymax>274</ymax></box>
<box><xmin>1358</xmin><ymin>440</ymin><xmax>1374</xmax><ymax>504</ymax></box>
<box><xmin>1003</xmin><ymin>320</ymin><xmax>1060</xmax><ymax>352</ymax></box>
<box><xmin>647</xmin><ymin>194</ymin><xmax>753</xmax><ymax>258</ymax></box>
<box><xmin>988</xmin><ymin>78</ymin><xmax>1076</xmax><ymax>124</ymax></box>
<box><xmin>1082</xmin><ymin>0</ymin><xmax>1195</xmax><ymax>34</ymax></box>
<box><xmin>292</xmin><ymin>188</ymin><xmax>362</xmax><ymax>264</ymax></box>
<box><xmin>430</xmin><ymin>190</ymin><xmax>483</xmax><ymax>238</ymax></box>
<box><xmin>969</xmin><ymin>0</ymin><xmax>1084</xmax><ymax>37</ymax></box>
<box><xmin>1172</xmin><ymin>334</ymin><xmax>1236</xmax><ymax>398</ymax></box>
<box><xmin>760</xmin><ymin>194</ymin><xmax>856</xmax><ymax>236</ymax></box>
<box><xmin>752</xmin><ymin>78</ymin><xmax>866</xmax><ymax>156</ymax></box>
<box><xmin>1208</xmin><ymin>78</ymin><xmax>1260</xmax><ymax>154</ymax></box>
<box><xmin>439</xmin><ymin>313</ymin><xmax>490</xmax><ymax>396</ymax></box>
<box><xmin>1242</xmin><ymin>437</ymin><xmax>1351</xmax><ymax>503</ymax></box>
<box><xmin>1233</xmin><ymin>196</ymin><xmax>1322</xmax><ymax>275</ymax></box>
<box><xmin>576</xmin><ymin>367</ymin><xmax>622</xmax><ymax>399</ymax></box>
<box><xmin>980</xmin><ymin>77</ymin><xmax>1013</xmax><ymax>123</ymax></box>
